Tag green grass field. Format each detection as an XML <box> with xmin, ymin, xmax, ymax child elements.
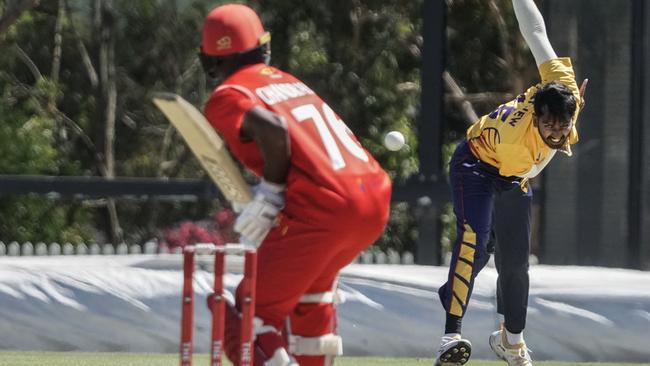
<box><xmin>0</xmin><ymin>352</ymin><xmax>648</xmax><ymax>366</ymax></box>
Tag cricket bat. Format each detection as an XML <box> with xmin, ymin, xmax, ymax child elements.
<box><xmin>152</xmin><ymin>93</ymin><xmax>252</xmax><ymax>204</ymax></box>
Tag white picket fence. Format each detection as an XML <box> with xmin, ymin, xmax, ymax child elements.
<box><xmin>0</xmin><ymin>241</ymin><xmax>155</xmax><ymax>256</ymax></box>
<box><xmin>0</xmin><ymin>241</ymin><xmax>415</xmax><ymax>265</ymax></box>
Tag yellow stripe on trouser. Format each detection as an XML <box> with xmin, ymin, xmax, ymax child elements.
<box><xmin>454</xmin><ymin>260</ymin><xmax>473</xmax><ymax>283</ymax></box>
<box><xmin>450</xmin><ymin>223</ymin><xmax>477</xmax><ymax>316</ymax></box>
<box><xmin>462</xmin><ymin>223</ymin><xmax>477</xmax><ymax>245</ymax></box>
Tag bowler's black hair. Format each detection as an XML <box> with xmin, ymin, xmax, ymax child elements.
<box><xmin>533</xmin><ymin>81</ymin><xmax>577</xmax><ymax>123</ymax></box>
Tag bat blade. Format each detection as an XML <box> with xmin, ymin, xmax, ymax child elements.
<box><xmin>152</xmin><ymin>93</ymin><xmax>252</xmax><ymax>204</ymax></box>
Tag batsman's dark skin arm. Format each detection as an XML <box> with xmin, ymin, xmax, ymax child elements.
<box><xmin>240</xmin><ymin>105</ymin><xmax>290</xmax><ymax>185</ymax></box>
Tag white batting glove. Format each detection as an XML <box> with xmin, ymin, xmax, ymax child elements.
<box><xmin>234</xmin><ymin>180</ymin><xmax>286</xmax><ymax>247</ymax></box>
<box><xmin>231</xmin><ymin>201</ymin><xmax>248</xmax><ymax>214</ymax></box>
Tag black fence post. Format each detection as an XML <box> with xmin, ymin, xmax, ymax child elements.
<box><xmin>416</xmin><ymin>0</ymin><xmax>446</xmax><ymax>265</ymax></box>
<box><xmin>632</xmin><ymin>0</ymin><xmax>650</xmax><ymax>269</ymax></box>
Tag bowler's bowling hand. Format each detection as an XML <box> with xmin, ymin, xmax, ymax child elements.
<box><xmin>579</xmin><ymin>78</ymin><xmax>588</xmax><ymax>109</ymax></box>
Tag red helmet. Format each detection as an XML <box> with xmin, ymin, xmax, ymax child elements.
<box><xmin>201</xmin><ymin>4</ymin><xmax>270</xmax><ymax>57</ymax></box>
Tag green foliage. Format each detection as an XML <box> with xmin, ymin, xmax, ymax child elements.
<box><xmin>375</xmin><ymin>201</ymin><xmax>417</xmax><ymax>254</ymax></box>
<box><xmin>0</xmin><ymin>0</ymin><xmax>220</xmax><ymax>244</ymax></box>
<box><xmin>0</xmin><ymin>82</ymin><xmax>58</xmax><ymax>174</ymax></box>
<box><xmin>0</xmin><ymin>196</ymin><xmax>93</xmax><ymax>244</ymax></box>
<box><xmin>0</xmin><ymin>63</ymin><xmax>91</xmax><ymax>243</ymax></box>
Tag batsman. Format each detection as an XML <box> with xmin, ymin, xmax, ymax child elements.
<box><xmin>434</xmin><ymin>1</ymin><xmax>588</xmax><ymax>365</ymax></box>
<box><xmin>198</xmin><ymin>4</ymin><xmax>391</xmax><ymax>366</ymax></box>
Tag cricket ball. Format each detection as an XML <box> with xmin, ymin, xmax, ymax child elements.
<box><xmin>383</xmin><ymin>131</ymin><xmax>406</xmax><ymax>151</ymax></box>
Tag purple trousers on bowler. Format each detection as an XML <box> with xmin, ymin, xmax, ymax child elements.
<box><xmin>438</xmin><ymin>140</ymin><xmax>532</xmax><ymax>334</ymax></box>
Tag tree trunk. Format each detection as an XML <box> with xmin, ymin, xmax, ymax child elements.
<box><xmin>93</xmin><ymin>0</ymin><xmax>122</xmax><ymax>245</ymax></box>
<box><xmin>443</xmin><ymin>71</ymin><xmax>479</xmax><ymax>125</ymax></box>
<box><xmin>64</xmin><ymin>0</ymin><xmax>98</xmax><ymax>87</ymax></box>
<box><xmin>51</xmin><ymin>0</ymin><xmax>64</xmax><ymax>83</ymax></box>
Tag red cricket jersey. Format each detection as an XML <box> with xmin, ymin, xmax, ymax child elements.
<box><xmin>204</xmin><ymin>63</ymin><xmax>390</xmax><ymax>223</ymax></box>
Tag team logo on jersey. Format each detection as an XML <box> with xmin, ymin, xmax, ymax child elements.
<box><xmin>216</xmin><ymin>36</ymin><xmax>232</xmax><ymax>51</ymax></box>
<box><xmin>260</xmin><ymin>67</ymin><xmax>282</xmax><ymax>79</ymax></box>
<box><xmin>477</xmin><ymin>127</ymin><xmax>500</xmax><ymax>149</ymax></box>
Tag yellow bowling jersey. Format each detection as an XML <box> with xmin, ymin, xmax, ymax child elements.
<box><xmin>466</xmin><ymin>58</ymin><xmax>582</xmax><ymax>178</ymax></box>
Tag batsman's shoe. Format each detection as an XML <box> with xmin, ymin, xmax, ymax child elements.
<box><xmin>253</xmin><ymin>321</ymin><xmax>299</xmax><ymax>366</ymax></box>
<box><xmin>433</xmin><ymin>334</ymin><xmax>472</xmax><ymax>366</ymax></box>
<box><xmin>489</xmin><ymin>328</ymin><xmax>533</xmax><ymax>366</ymax></box>
<box><xmin>223</xmin><ymin>301</ymin><xmax>297</xmax><ymax>366</ymax></box>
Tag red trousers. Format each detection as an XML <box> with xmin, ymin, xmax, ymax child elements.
<box><xmin>236</xmin><ymin>174</ymin><xmax>391</xmax><ymax>365</ymax></box>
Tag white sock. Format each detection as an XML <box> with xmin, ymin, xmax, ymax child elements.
<box><xmin>506</xmin><ymin>329</ymin><xmax>524</xmax><ymax>345</ymax></box>
<box><xmin>443</xmin><ymin>333</ymin><xmax>461</xmax><ymax>340</ymax></box>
